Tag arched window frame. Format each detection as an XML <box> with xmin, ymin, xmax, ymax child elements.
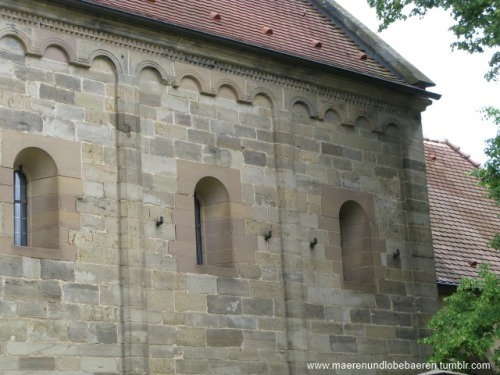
<box><xmin>320</xmin><ymin>186</ymin><xmax>383</xmax><ymax>293</ymax></box>
<box><xmin>13</xmin><ymin>168</ymin><xmax>28</xmax><ymax>247</ymax></box>
<box><xmin>172</xmin><ymin>160</ymin><xmax>257</xmax><ymax>275</ymax></box>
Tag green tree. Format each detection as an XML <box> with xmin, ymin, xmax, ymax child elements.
<box><xmin>473</xmin><ymin>107</ymin><xmax>500</xmax><ymax>249</ymax></box>
<box><xmin>366</xmin><ymin>0</ymin><xmax>500</xmax><ymax>81</ymax></box>
<box><xmin>421</xmin><ymin>265</ymin><xmax>500</xmax><ymax>372</ymax></box>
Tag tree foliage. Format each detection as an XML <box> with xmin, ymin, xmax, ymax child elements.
<box><xmin>366</xmin><ymin>0</ymin><xmax>500</xmax><ymax>81</ymax></box>
<box><xmin>472</xmin><ymin>107</ymin><xmax>500</xmax><ymax>249</ymax></box>
<box><xmin>421</xmin><ymin>265</ymin><xmax>500</xmax><ymax>372</ymax></box>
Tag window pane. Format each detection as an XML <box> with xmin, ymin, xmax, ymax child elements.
<box><xmin>13</xmin><ymin>170</ymin><xmax>28</xmax><ymax>246</ymax></box>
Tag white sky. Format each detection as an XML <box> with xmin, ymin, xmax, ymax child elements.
<box><xmin>335</xmin><ymin>0</ymin><xmax>500</xmax><ymax>164</ymax></box>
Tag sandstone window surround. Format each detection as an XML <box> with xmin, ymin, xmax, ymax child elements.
<box><xmin>194</xmin><ymin>176</ymin><xmax>233</xmax><ymax>267</ymax></box>
<box><xmin>172</xmin><ymin>160</ymin><xmax>257</xmax><ymax>276</ymax></box>
<box><xmin>0</xmin><ymin>130</ymin><xmax>82</xmax><ymax>260</ymax></box>
<box><xmin>320</xmin><ymin>186</ymin><xmax>385</xmax><ymax>292</ymax></box>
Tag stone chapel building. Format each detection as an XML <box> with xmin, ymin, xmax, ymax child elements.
<box><xmin>0</xmin><ymin>0</ymin><xmax>441</xmax><ymax>373</ymax></box>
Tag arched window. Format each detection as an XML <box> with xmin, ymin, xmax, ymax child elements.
<box><xmin>13</xmin><ymin>168</ymin><xmax>28</xmax><ymax>246</ymax></box>
<box><xmin>194</xmin><ymin>193</ymin><xmax>203</xmax><ymax>265</ymax></box>
<box><xmin>13</xmin><ymin>147</ymin><xmax>59</xmax><ymax>249</ymax></box>
<box><xmin>194</xmin><ymin>177</ymin><xmax>233</xmax><ymax>267</ymax></box>
<box><xmin>339</xmin><ymin>201</ymin><xmax>374</xmax><ymax>284</ymax></box>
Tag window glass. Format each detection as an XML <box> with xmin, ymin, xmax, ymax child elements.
<box><xmin>14</xmin><ymin>169</ymin><xmax>28</xmax><ymax>246</ymax></box>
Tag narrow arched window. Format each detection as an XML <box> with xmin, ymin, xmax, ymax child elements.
<box><xmin>14</xmin><ymin>168</ymin><xmax>28</xmax><ymax>246</ymax></box>
<box><xmin>339</xmin><ymin>200</ymin><xmax>374</xmax><ymax>284</ymax></box>
<box><xmin>194</xmin><ymin>193</ymin><xmax>203</xmax><ymax>265</ymax></box>
<box><xmin>194</xmin><ymin>177</ymin><xmax>233</xmax><ymax>267</ymax></box>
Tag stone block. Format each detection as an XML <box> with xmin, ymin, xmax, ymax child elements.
<box><xmin>22</xmin><ymin>257</ymin><xmax>40</xmax><ymax>279</ymax></box>
<box><xmin>20</xmin><ymin>357</ymin><xmax>55</xmax><ymax>371</ymax></box>
<box><xmin>176</xmin><ymin>359</ymin><xmax>210</xmax><ymax>374</ymax></box>
<box><xmin>243</xmin><ymin>150</ymin><xmax>267</xmax><ymax>167</ymax></box>
<box><xmin>149</xmin><ymin>325</ymin><xmax>177</xmax><ymax>345</ymax></box>
<box><xmin>0</xmin><ymin>107</ymin><xmax>42</xmax><ymax>132</ymax></box>
<box><xmin>150</xmin><ymin>358</ymin><xmax>175</xmax><ymax>373</ymax></box>
<box><xmin>191</xmin><ymin>101</ymin><xmax>215</xmax><ymax>118</ymax></box>
<box><xmin>64</xmin><ymin>284</ymin><xmax>99</xmax><ymax>304</ymax></box>
<box><xmin>217</xmin><ymin>134</ymin><xmax>241</xmax><ymax>151</ymax></box>
<box><xmin>206</xmin><ymin>329</ymin><xmax>243</xmax><ymax>347</ymax></box>
<box><xmin>217</xmin><ymin>278</ymin><xmax>250</xmax><ymax>297</ymax></box>
<box><xmin>147</xmin><ymin>289</ymin><xmax>174</xmax><ymax>311</ymax></box>
<box><xmin>163</xmin><ymin>95</ymin><xmax>189</xmax><ymax>112</ymax></box>
<box><xmin>188</xmin><ymin>128</ymin><xmax>216</xmax><ymax>145</ymax></box>
<box><xmin>365</xmin><ymin>325</ymin><xmax>395</xmax><ymax>339</ymax></box>
<box><xmin>249</xmin><ymin>281</ymin><xmax>283</xmax><ymax>299</ymax></box>
<box><xmin>371</xmin><ymin>311</ymin><xmax>412</xmax><ymax>327</ymax></box>
<box><xmin>227</xmin><ymin>315</ymin><xmax>257</xmax><ymax>330</ymax></box>
<box><xmin>305</xmin><ymin>303</ymin><xmax>325</xmax><ymax>320</ymax></box>
<box><xmin>388</xmin><ymin>339</ymin><xmax>411</xmax><ymax>355</ymax></box>
<box><xmin>177</xmin><ymin>326</ymin><xmax>206</xmax><ymax>347</ymax></box>
<box><xmin>375</xmin><ymin>294</ymin><xmax>391</xmax><ymax>310</ymax></box>
<box><xmin>94</xmin><ymin>322</ymin><xmax>118</xmax><ymax>344</ymax></box>
<box><xmin>80</xmin><ymin>357</ymin><xmax>118</xmax><ymax>372</ymax></box>
<box><xmin>395</xmin><ymin>327</ymin><xmax>418</xmax><ymax>340</ymax></box>
<box><xmin>207</xmin><ymin>295</ymin><xmax>241</xmax><ymax>315</ymax></box>
<box><xmin>234</xmin><ymin>124</ymin><xmax>256</xmax><ymax>139</ymax></box>
<box><xmin>175</xmin><ymin>292</ymin><xmax>207</xmax><ymax>312</ymax></box>
<box><xmin>41</xmin><ymin>260</ymin><xmax>75</xmax><ymax>281</ymax></box>
<box><xmin>308</xmin><ymin>333</ymin><xmax>331</xmax><ymax>352</ymax></box>
<box><xmin>82</xmin><ymin>79</ymin><xmax>106</xmax><ymax>95</ymax></box>
<box><xmin>349</xmin><ymin>308</ymin><xmax>371</xmax><ymax>324</ymax></box>
<box><xmin>321</xmin><ymin>142</ymin><xmax>342</xmax><ymax>156</ymax></box>
<box><xmin>185</xmin><ymin>312</ymin><xmax>227</xmax><ymax>328</ymax></box>
<box><xmin>55</xmin><ymin>73</ymin><xmax>81</xmax><ymax>91</ymax></box>
<box><xmin>378</xmin><ymin>280</ymin><xmax>407</xmax><ymax>296</ymax></box>
<box><xmin>175</xmin><ymin>140</ymin><xmax>202</xmax><ymax>161</ymax></box>
<box><xmin>174</xmin><ymin>111</ymin><xmax>192</xmax><ymax>127</ymax></box>
<box><xmin>184</xmin><ymin>346</ymin><xmax>228</xmax><ymax>360</ymax></box>
<box><xmin>343</xmin><ymin>324</ymin><xmax>365</xmax><ymax>337</ymax></box>
<box><xmin>29</xmin><ymin>320</ymin><xmax>68</xmax><ymax>341</ymax></box>
<box><xmin>40</xmin><ymin>84</ymin><xmax>75</xmax><ymax>104</ymax></box>
<box><xmin>187</xmin><ymin>274</ymin><xmax>217</xmax><ymax>294</ymax></box>
<box><xmin>242</xmin><ymin>330</ymin><xmax>276</xmax><ymax>349</ymax></box>
<box><xmin>310</xmin><ymin>321</ymin><xmax>343</xmax><ymax>335</ymax></box>
<box><xmin>357</xmin><ymin>338</ymin><xmax>388</xmax><ymax>355</ymax></box>
<box><xmin>4</xmin><ymin>279</ymin><xmax>61</xmax><ymax>302</ymax></box>
<box><xmin>391</xmin><ymin>296</ymin><xmax>415</xmax><ymax>312</ymax></box>
<box><xmin>140</xmin><ymin>91</ymin><xmax>161</xmax><ymax>107</ymax></box>
<box><xmin>69</xmin><ymin>322</ymin><xmax>88</xmax><ymax>342</ymax></box>
<box><xmin>325</xmin><ymin>306</ymin><xmax>349</xmax><ymax>323</ymax></box>
<box><xmin>242</xmin><ymin>298</ymin><xmax>273</xmax><ymax>316</ymax></box>
<box><xmin>0</xmin><ymin>255</ymin><xmax>23</xmax><ymax>277</ymax></box>
<box><xmin>0</xmin><ymin>319</ymin><xmax>28</xmax><ymax>341</ymax></box>
<box><xmin>342</xmin><ymin>147</ymin><xmax>363</xmax><ymax>161</ymax></box>
<box><xmin>17</xmin><ymin>301</ymin><xmax>47</xmax><ymax>318</ymax></box>
<box><xmin>330</xmin><ymin>336</ymin><xmax>357</xmax><ymax>353</ymax></box>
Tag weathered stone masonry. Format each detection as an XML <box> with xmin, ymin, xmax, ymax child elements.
<box><xmin>0</xmin><ymin>1</ymin><xmax>438</xmax><ymax>374</ymax></box>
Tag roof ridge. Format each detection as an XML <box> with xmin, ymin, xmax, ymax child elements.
<box><xmin>424</xmin><ymin>136</ymin><xmax>481</xmax><ymax>168</ymax></box>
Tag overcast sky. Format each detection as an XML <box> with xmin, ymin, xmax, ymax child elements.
<box><xmin>334</xmin><ymin>0</ymin><xmax>500</xmax><ymax>165</ymax></box>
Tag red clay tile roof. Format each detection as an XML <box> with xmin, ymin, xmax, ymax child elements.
<box><xmin>424</xmin><ymin>139</ymin><xmax>500</xmax><ymax>284</ymax></box>
<box><xmin>79</xmin><ymin>0</ymin><xmax>405</xmax><ymax>84</ymax></box>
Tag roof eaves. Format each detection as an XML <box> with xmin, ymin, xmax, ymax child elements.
<box><xmin>312</xmin><ymin>0</ymin><xmax>437</xmax><ymax>89</ymax></box>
